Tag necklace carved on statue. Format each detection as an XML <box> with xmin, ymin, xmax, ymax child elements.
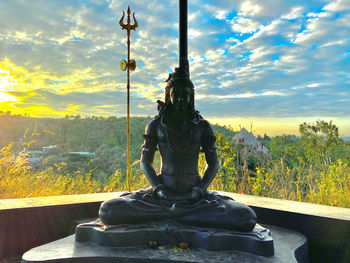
<box><xmin>164</xmin><ymin>112</ymin><xmax>195</xmax><ymax>157</ymax></box>
<box><xmin>165</xmin><ymin>124</ymin><xmax>195</xmax><ymax>158</ymax></box>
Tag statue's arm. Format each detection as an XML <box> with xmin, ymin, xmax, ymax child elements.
<box><xmin>140</xmin><ymin>119</ymin><xmax>162</xmax><ymax>188</ymax></box>
<box><xmin>198</xmin><ymin>121</ymin><xmax>220</xmax><ymax>191</ymax></box>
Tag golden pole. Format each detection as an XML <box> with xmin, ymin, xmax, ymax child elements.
<box><xmin>119</xmin><ymin>6</ymin><xmax>138</xmax><ymax>191</ymax></box>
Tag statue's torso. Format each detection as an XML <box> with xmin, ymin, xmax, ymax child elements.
<box><xmin>154</xmin><ymin>116</ymin><xmax>207</xmax><ymax>193</ymax></box>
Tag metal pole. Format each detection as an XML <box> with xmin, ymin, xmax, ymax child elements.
<box><xmin>119</xmin><ymin>7</ymin><xmax>138</xmax><ymax>192</ymax></box>
<box><xmin>126</xmin><ymin>27</ymin><xmax>131</xmax><ymax>192</ymax></box>
<box><xmin>179</xmin><ymin>0</ymin><xmax>188</xmax><ymax>67</ymax></box>
<box><xmin>179</xmin><ymin>0</ymin><xmax>189</xmax><ymax>78</ymax></box>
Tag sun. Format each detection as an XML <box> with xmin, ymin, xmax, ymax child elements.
<box><xmin>0</xmin><ymin>91</ymin><xmax>18</xmax><ymax>102</ymax></box>
<box><xmin>0</xmin><ymin>64</ymin><xmax>19</xmax><ymax>103</ymax></box>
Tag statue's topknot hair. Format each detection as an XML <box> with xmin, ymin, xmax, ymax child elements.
<box><xmin>164</xmin><ymin>66</ymin><xmax>194</xmax><ymax>108</ymax></box>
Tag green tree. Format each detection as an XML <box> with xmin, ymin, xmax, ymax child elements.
<box><xmin>269</xmin><ymin>135</ymin><xmax>300</xmax><ymax>168</ymax></box>
<box><xmin>299</xmin><ymin>120</ymin><xmax>345</xmax><ymax>168</ymax></box>
<box><xmin>212</xmin><ymin>133</ymin><xmax>237</xmax><ymax>192</ymax></box>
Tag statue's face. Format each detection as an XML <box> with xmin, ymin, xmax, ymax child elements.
<box><xmin>170</xmin><ymin>86</ymin><xmax>191</xmax><ymax>110</ymax></box>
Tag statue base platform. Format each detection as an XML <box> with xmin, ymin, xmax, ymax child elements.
<box><xmin>22</xmin><ymin>220</ymin><xmax>308</xmax><ymax>263</ymax></box>
<box><xmin>75</xmin><ymin>219</ymin><xmax>274</xmax><ymax>256</ymax></box>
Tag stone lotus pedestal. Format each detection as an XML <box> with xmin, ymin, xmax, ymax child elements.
<box><xmin>22</xmin><ymin>219</ymin><xmax>309</xmax><ymax>263</ymax></box>
<box><xmin>75</xmin><ymin>219</ymin><xmax>274</xmax><ymax>256</ymax></box>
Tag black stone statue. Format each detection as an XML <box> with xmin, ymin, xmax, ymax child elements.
<box><xmin>99</xmin><ymin>66</ymin><xmax>257</xmax><ymax>232</ymax></box>
<box><xmin>23</xmin><ymin>2</ymin><xmax>277</xmax><ymax>261</ymax></box>
<box><xmin>99</xmin><ymin>0</ymin><xmax>256</xmax><ymax>233</ymax></box>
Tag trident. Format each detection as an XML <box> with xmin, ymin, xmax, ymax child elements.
<box><xmin>119</xmin><ymin>6</ymin><xmax>138</xmax><ymax>192</ymax></box>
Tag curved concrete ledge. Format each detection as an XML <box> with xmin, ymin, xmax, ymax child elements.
<box><xmin>2</xmin><ymin>191</ymin><xmax>348</xmax><ymax>220</ymax></box>
<box><xmin>0</xmin><ymin>192</ymin><xmax>120</xmax><ymax>210</ymax></box>
<box><xmin>1</xmin><ymin>192</ymin><xmax>349</xmax><ymax>262</ymax></box>
<box><xmin>220</xmin><ymin>192</ymin><xmax>350</xmax><ymax>221</ymax></box>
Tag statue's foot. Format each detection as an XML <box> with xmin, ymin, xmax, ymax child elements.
<box><xmin>177</xmin><ymin>198</ymin><xmax>257</xmax><ymax>232</ymax></box>
<box><xmin>99</xmin><ymin>196</ymin><xmax>171</xmax><ymax>225</ymax></box>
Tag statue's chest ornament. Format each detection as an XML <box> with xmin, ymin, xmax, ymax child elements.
<box><xmin>165</xmin><ymin>122</ymin><xmax>196</xmax><ymax>157</ymax></box>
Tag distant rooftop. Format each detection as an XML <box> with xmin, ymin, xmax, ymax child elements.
<box><xmin>233</xmin><ymin>128</ymin><xmax>269</xmax><ymax>154</ymax></box>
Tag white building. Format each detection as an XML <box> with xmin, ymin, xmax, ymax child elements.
<box><xmin>233</xmin><ymin>128</ymin><xmax>269</xmax><ymax>154</ymax></box>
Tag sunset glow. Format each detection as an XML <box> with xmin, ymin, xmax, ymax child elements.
<box><xmin>0</xmin><ymin>0</ymin><xmax>349</xmax><ymax>135</ymax></box>
<box><xmin>0</xmin><ymin>92</ymin><xmax>18</xmax><ymax>103</ymax></box>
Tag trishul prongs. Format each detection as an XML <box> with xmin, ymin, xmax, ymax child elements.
<box><xmin>119</xmin><ymin>6</ymin><xmax>138</xmax><ymax>192</ymax></box>
<box><xmin>119</xmin><ymin>6</ymin><xmax>137</xmax><ymax>72</ymax></box>
<box><xmin>119</xmin><ymin>6</ymin><xmax>138</xmax><ymax>32</ymax></box>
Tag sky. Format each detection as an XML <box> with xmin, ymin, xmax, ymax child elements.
<box><xmin>0</xmin><ymin>0</ymin><xmax>350</xmax><ymax>136</ymax></box>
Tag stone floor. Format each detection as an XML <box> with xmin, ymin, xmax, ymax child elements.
<box><xmin>22</xmin><ymin>225</ymin><xmax>308</xmax><ymax>263</ymax></box>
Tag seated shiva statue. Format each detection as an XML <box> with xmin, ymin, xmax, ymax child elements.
<box><xmin>99</xmin><ymin>67</ymin><xmax>257</xmax><ymax>232</ymax></box>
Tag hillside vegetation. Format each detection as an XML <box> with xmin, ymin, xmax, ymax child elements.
<box><xmin>0</xmin><ymin>114</ymin><xmax>349</xmax><ymax>208</ymax></box>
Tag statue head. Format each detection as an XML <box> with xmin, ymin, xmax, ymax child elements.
<box><xmin>157</xmin><ymin>66</ymin><xmax>200</xmax><ymax>123</ymax></box>
<box><xmin>164</xmin><ymin>66</ymin><xmax>195</xmax><ymax>111</ymax></box>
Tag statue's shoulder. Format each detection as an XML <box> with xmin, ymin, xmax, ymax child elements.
<box><xmin>199</xmin><ymin>119</ymin><xmax>216</xmax><ymax>150</ymax></box>
<box><xmin>145</xmin><ymin>117</ymin><xmax>161</xmax><ymax>135</ymax></box>
<box><xmin>198</xmin><ymin>118</ymin><xmax>214</xmax><ymax>135</ymax></box>
<box><xmin>199</xmin><ymin>118</ymin><xmax>211</xmax><ymax>127</ymax></box>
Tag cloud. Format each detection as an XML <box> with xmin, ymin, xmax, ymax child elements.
<box><xmin>0</xmin><ymin>0</ymin><xmax>349</xmax><ymax>129</ymax></box>
<box><xmin>197</xmin><ymin>90</ymin><xmax>287</xmax><ymax>100</ymax></box>
<box><xmin>231</xmin><ymin>18</ymin><xmax>261</xmax><ymax>33</ymax></box>
<box><xmin>281</xmin><ymin>7</ymin><xmax>304</xmax><ymax>20</ymax></box>
<box><xmin>324</xmin><ymin>0</ymin><xmax>350</xmax><ymax>12</ymax></box>
<box><xmin>239</xmin><ymin>1</ymin><xmax>262</xmax><ymax>16</ymax></box>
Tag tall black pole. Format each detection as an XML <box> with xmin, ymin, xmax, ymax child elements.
<box><xmin>179</xmin><ymin>0</ymin><xmax>189</xmax><ymax>75</ymax></box>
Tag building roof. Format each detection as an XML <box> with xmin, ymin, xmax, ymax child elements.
<box><xmin>233</xmin><ymin>128</ymin><xmax>269</xmax><ymax>154</ymax></box>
